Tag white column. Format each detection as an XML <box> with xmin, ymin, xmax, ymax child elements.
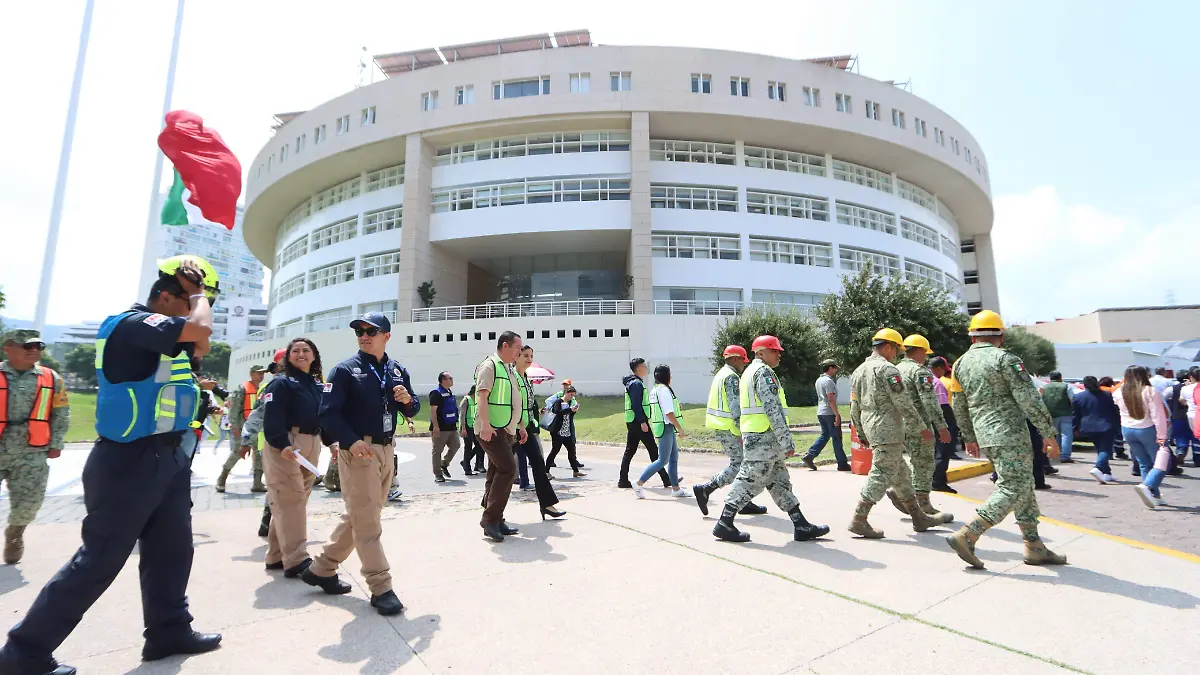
<box><xmin>629</xmin><ymin>111</ymin><xmax>653</xmax><ymax>314</ymax></box>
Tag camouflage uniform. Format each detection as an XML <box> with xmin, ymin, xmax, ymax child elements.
<box><xmin>219</xmin><ymin>381</ymin><xmax>264</xmax><ymax>490</ymax></box>
<box><xmin>896</xmin><ymin>357</ymin><xmax>948</xmax><ymax>494</ymax></box>
<box><xmin>724</xmin><ymin>363</ymin><xmax>799</xmax><ymax>512</ymax></box>
<box><xmin>851</xmin><ymin>354</ymin><xmax>927</xmax><ymax>507</ymax></box>
<box><xmin>0</xmin><ymin>357</ymin><xmax>70</xmax><ymax>528</ymax></box>
<box><xmin>710</xmin><ymin>373</ymin><xmax>743</xmax><ymax>488</ymax></box>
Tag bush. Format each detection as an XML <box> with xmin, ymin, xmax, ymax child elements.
<box><xmin>1002</xmin><ymin>327</ymin><xmax>1057</xmax><ymax>375</ymax></box>
<box><xmin>711</xmin><ymin>307</ymin><xmax>825</xmax><ymax>405</ymax></box>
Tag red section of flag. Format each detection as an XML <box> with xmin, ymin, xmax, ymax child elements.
<box><xmin>156</xmin><ymin>110</ymin><xmax>242</xmax><ymax>230</ymax></box>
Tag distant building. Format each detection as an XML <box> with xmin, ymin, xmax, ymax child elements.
<box><xmin>1018</xmin><ymin>306</ymin><xmax>1200</xmax><ymax>344</ymax></box>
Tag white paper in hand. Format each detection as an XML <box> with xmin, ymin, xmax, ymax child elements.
<box><xmin>294</xmin><ymin>452</ymin><xmax>321</xmax><ymax>476</ymax></box>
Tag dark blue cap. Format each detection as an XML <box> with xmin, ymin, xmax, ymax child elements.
<box><xmin>350</xmin><ymin>312</ymin><xmax>391</xmax><ymax>333</ymax></box>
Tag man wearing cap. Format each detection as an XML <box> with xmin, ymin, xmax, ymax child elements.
<box><xmin>883</xmin><ymin>335</ymin><xmax>953</xmax><ymax>524</ymax></box>
<box><xmin>800</xmin><ymin>359</ymin><xmax>850</xmax><ymax>471</ymax></box>
<box><xmin>691</xmin><ymin>345</ymin><xmax>766</xmax><ymax>517</ymax></box>
<box><xmin>216</xmin><ymin>364</ymin><xmax>267</xmax><ymax>493</ymax></box>
<box><xmin>847</xmin><ymin>329</ymin><xmax>944</xmax><ymax>539</ymax></box>
<box><xmin>303</xmin><ymin>312</ymin><xmax>418</xmax><ymax>616</ymax></box>
<box><xmin>0</xmin><ymin>330</ymin><xmax>70</xmax><ymax>565</ymax></box>
<box><xmin>712</xmin><ymin>336</ymin><xmax>829</xmax><ymax>543</ymax></box>
<box><xmin>429</xmin><ymin>371</ymin><xmax>461</xmax><ymax>483</ymax></box>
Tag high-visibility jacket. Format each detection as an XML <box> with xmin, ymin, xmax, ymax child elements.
<box><xmin>0</xmin><ymin>367</ymin><xmax>57</xmax><ymax>447</ymax></box>
<box><xmin>242</xmin><ymin>380</ymin><xmax>259</xmax><ymax>419</ymax></box>
<box><xmin>478</xmin><ymin>356</ymin><xmax>514</xmax><ymax>429</ymax></box>
<box><xmin>705</xmin><ymin>365</ymin><xmax>740</xmax><ymax>436</ymax></box>
<box><xmin>623</xmin><ymin>380</ymin><xmax>651</xmax><ymax>423</ymax></box>
<box><xmin>649</xmin><ymin>384</ymin><xmax>685</xmax><ymax>438</ymax></box>
<box><xmin>462</xmin><ymin>396</ymin><xmax>476</xmax><ymax>429</ymax></box>
<box><xmin>739</xmin><ymin>361</ymin><xmax>789</xmax><ymax>434</ymax></box>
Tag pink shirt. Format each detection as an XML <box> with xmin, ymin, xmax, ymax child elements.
<box><xmin>932</xmin><ymin>376</ymin><xmax>949</xmax><ymax>406</ymax></box>
<box><xmin>1112</xmin><ymin>385</ymin><xmax>1169</xmax><ymax>439</ymax></box>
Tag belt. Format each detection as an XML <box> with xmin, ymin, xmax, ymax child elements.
<box><xmin>363</xmin><ymin>435</ymin><xmax>394</xmax><ymax>446</ymax></box>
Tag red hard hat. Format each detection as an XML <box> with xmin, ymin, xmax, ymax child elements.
<box><xmin>751</xmin><ymin>335</ymin><xmax>785</xmax><ymax>353</ymax></box>
<box><xmin>722</xmin><ymin>345</ymin><xmax>749</xmax><ymax>362</ymax></box>
<box><xmin>273</xmin><ymin>347</ymin><xmax>287</xmax><ymax>363</ymax></box>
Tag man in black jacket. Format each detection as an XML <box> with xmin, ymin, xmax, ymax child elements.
<box><xmin>618</xmin><ymin>358</ymin><xmax>670</xmax><ymax>488</ymax></box>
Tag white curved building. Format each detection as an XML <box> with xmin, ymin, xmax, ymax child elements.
<box><xmin>230</xmin><ymin>31</ymin><xmax>998</xmax><ymax>401</ymax></box>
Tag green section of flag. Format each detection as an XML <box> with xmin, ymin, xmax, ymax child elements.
<box><xmin>160</xmin><ymin>169</ymin><xmax>189</xmax><ymax>226</ymax></box>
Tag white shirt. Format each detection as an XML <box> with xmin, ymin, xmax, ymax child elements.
<box><xmin>1181</xmin><ymin>383</ymin><xmax>1198</xmax><ymax>423</ymax></box>
<box><xmin>1149</xmin><ymin>375</ymin><xmax>1172</xmax><ymax>397</ymax></box>
<box><xmin>654</xmin><ymin>384</ymin><xmax>675</xmax><ymax>418</ymax></box>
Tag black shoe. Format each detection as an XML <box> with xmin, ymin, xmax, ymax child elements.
<box><xmin>301</xmin><ymin>567</ymin><xmax>352</xmax><ymax>595</ymax></box>
<box><xmin>1115</xmin><ymin>452</ymin><xmax>1128</xmax><ymax>460</ymax></box>
<box><xmin>836</xmin><ymin>464</ymin><xmax>852</xmax><ymax>472</ymax></box>
<box><xmin>546</xmin><ymin>462</ymin><xmax>557</xmax><ymax>468</ymax></box>
<box><xmin>482</xmin><ymin>523</ymin><xmax>504</xmax><ymax>542</ymax></box>
<box><xmin>1035</xmin><ymin>483</ymin><xmax>1052</xmax><ymax>490</ymax></box>
<box><xmin>712</xmin><ymin>505</ymin><xmax>750</xmax><ymax>543</ymax></box>
<box><xmin>460</xmin><ymin>461</ymin><xmax>474</xmax><ymax>476</ymax></box>
<box><xmin>441</xmin><ymin>465</ymin><xmax>452</xmax><ymax>479</ymax></box>
<box><xmin>617</xmin><ymin>480</ymin><xmax>633</xmax><ymax>489</ymax></box>
<box><xmin>474</xmin><ymin>464</ymin><xmax>485</xmax><ymax>473</ymax></box>
<box><xmin>257</xmin><ymin>522</ymin><xmax>269</xmax><ymax>537</ymax></box>
<box><xmin>284</xmin><ymin>558</ymin><xmax>313</xmax><ymax>579</ymax></box>
<box><xmin>1170</xmin><ymin>467</ymin><xmax>1185</xmax><ymax>476</ymax></box>
<box><xmin>802</xmin><ymin>457</ymin><xmax>818</xmax><ymax>471</ymax></box>
<box><xmin>142</xmin><ymin>631</ymin><xmax>222</xmax><ymax>662</ymax></box>
<box><xmin>313</xmin><ymin>475</ymin><xmax>323</xmax><ymax>486</ymax></box>
<box><xmin>48</xmin><ymin>662</ymin><xmax>77</xmax><ymax>675</ymax></box>
<box><xmin>788</xmin><ymin>507</ymin><xmax>830</xmax><ymax>541</ymax></box>
<box><xmin>948</xmin><ymin>454</ymin><xmax>963</xmax><ymax>460</ymax></box>
<box><xmin>932</xmin><ymin>484</ymin><xmax>958</xmax><ymax>494</ymax></box>
<box><xmin>1045</xmin><ymin>466</ymin><xmax>1059</xmax><ymax>475</ymax></box>
<box><xmin>541</xmin><ymin>506</ymin><xmax>566</xmax><ymax>520</ymax></box>
<box><xmin>693</xmin><ymin>483</ymin><xmax>713</xmax><ymax>516</ymax></box>
<box><xmin>574</xmin><ymin>463</ymin><xmax>586</xmax><ymax>469</ymax></box>
<box><xmin>1059</xmin><ymin>458</ymin><xmax>1075</xmax><ymax>464</ymax></box>
<box><xmin>738</xmin><ymin>502</ymin><xmax>768</xmax><ymax>515</ymax></box>
<box><xmin>370</xmin><ymin>590</ymin><xmax>405</xmax><ymax>616</ymax></box>
<box><xmin>264</xmin><ymin>561</ymin><xmax>284</xmax><ymax>571</ymax></box>
<box><xmin>499</xmin><ymin>522</ymin><xmax>519</xmax><ymax>536</ymax></box>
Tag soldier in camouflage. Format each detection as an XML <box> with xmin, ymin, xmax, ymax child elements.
<box><xmin>946</xmin><ymin>311</ymin><xmax>1067</xmax><ymax>569</ymax></box>
<box><xmin>848</xmin><ymin>328</ymin><xmax>945</xmax><ymax>539</ymax></box>
<box><xmin>883</xmin><ymin>334</ymin><xmax>954</xmax><ymax>524</ymax></box>
<box><xmin>692</xmin><ymin>345</ymin><xmax>766</xmax><ymax>517</ymax></box>
<box><xmin>0</xmin><ymin>330</ymin><xmax>70</xmax><ymax>564</ymax></box>
<box><xmin>216</xmin><ymin>365</ymin><xmax>267</xmax><ymax>493</ymax></box>
<box><xmin>712</xmin><ymin>335</ymin><xmax>829</xmax><ymax>543</ymax></box>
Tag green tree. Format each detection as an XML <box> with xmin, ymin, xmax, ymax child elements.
<box><xmin>1001</xmin><ymin>327</ymin><xmax>1057</xmax><ymax>375</ymax></box>
<box><xmin>39</xmin><ymin>352</ymin><xmax>62</xmax><ymax>373</ymax></box>
<box><xmin>64</xmin><ymin>344</ymin><xmax>98</xmax><ymax>387</ymax></box>
<box><xmin>711</xmin><ymin>306</ymin><xmax>825</xmax><ymax>405</ymax></box>
<box><xmin>199</xmin><ymin>342</ymin><xmax>231</xmax><ymax>380</ymax></box>
<box><xmin>814</xmin><ymin>267</ymin><xmax>970</xmax><ymax>373</ymax></box>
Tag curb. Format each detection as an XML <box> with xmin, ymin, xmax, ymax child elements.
<box><xmin>945</xmin><ymin>460</ymin><xmax>994</xmax><ymax>483</ymax></box>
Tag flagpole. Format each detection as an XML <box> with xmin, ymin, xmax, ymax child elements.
<box><xmin>33</xmin><ymin>0</ymin><xmax>94</xmax><ymax>332</ymax></box>
<box><xmin>138</xmin><ymin>0</ymin><xmax>186</xmax><ymax>295</ymax></box>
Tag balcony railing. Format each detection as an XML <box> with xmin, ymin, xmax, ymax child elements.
<box><xmin>653</xmin><ymin>300</ymin><xmax>746</xmax><ymax>316</ymax></box>
<box><xmin>412</xmin><ymin>300</ymin><xmax>633</xmax><ymax>322</ymax></box>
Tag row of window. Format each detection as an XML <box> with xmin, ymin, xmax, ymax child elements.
<box><xmin>257</xmin><ymin>107</ymin><xmax>378</xmax><ymax>179</ymax></box>
<box><xmin>417</xmin><ymin>71</ymin><xmax>634</xmax><ymax>112</ymax></box>
<box><xmin>434</xmin><ymin>131</ymin><xmax>630</xmax><ymax>165</ymax></box>
<box><xmin>276</xmin><ymin>205</ymin><xmax>403</xmax><ymax>270</ymax></box>
<box><xmin>277</xmin><ymin>164</ymin><xmax>404</xmax><ymax>246</ymax></box>
<box><xmin>431</xmin><ymin>177</ymin><xmax>631</xmax><ymax>212</ymax></box>
<box><xmin>271</xmin><ymin>248</ymin><xmax>402</xmax><ymax>307</ymax></box>
<box><xmin>655</xmin><ymin>287</ymin><xmax>825</xmax><ymax>310</ymax></box>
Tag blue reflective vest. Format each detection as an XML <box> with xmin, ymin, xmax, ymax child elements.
<box><xmin>94</xmin><ymin>311</ymin><xmax>198</xmax><ymax>442</ymax></box>
<box><xmin>434</xmin><ymin>386</ymin><xmax>458</xmax><ymax>428</ymax></box>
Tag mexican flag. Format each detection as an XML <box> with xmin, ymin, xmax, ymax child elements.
<box><xmin>157</xmin><ymin>110</ymin><xmax>242</xmax><ymax>230</ymax></box>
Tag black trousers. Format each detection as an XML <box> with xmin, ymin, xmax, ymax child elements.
<box><xmin>517</xmin><ymin>429</ymin><xmax>559</xmax><ymax>509</ymax></box>
<box><xmin>547</xmin><ymin>434</ymin><xmax>582</xmax><ymax>469</ymax></box>
<box><xmin>460</xmin><ymin>428</ymin><xmax>485</xmax><ymax>471</ymax></box>
<box><xmin>932</xmin><ymin>403</ymin><xmax>958</xmax><ymax>488</ymax></box>
<box><xmin>2</xmin><ymin>434</ymin><xmax>195</xmax><ymax>663</ymax></box>
<box><xmin>620</xmin><ymin>422</ymin><xmax>670</xmax><ymax>486</ymax></box>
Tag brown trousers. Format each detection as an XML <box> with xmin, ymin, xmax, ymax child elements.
<box><xmin>431</xmin><ymin>430</ymin><xmax>462</xmax><ymax>476</ymax></box>
<box><xmin>311</xmin><ymin>437</ymin><xmax>394</xmax><ymax>595</ymax></box>
<box><xmin>263</xmin><ymin>430</ymin><xmax>320</xmax><ymax>568</ymax></box>
<box><xmin>480</xmin><ymin>430</ymin><xmax>516</xmax><ymax>526</ymax></box>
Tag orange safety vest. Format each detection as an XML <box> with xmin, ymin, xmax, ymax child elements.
<box><xmin>0</xmin><ymin>367</ymin><xmax>57</xmax><ymax>447</ymax></box>
<box><xmin>242</xmin><ymin>381</ymin><xmax>258</xmax><ymax>419</ymax></box>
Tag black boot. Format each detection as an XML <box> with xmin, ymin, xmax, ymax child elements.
<box><xmin>142</xmin><ymin>631</ymin><xmax>222</xmax><ymax>661</ymax></box>
<box><xmin>258</xmin><ymin>505</ymin><xmax>271</xmax><ymax>538</ymax></box>
<box><xmin>693</xmin><ymin>482</ymin><xmax>714</xmax><ymax>516</ymax></box>
<box><xmin>788</xmin><ymin>507</ymin><xmax>830</xmax><ymax>541</ymax></box>
<box><xmin>738</xmin><ymin>501</ymin><xmax>767</xmax><ymax>515</ymax></box>
<box><xmin>712</xmin><ymin>505</ymin><xmax>750</xmax><ymax>542</ymax></box>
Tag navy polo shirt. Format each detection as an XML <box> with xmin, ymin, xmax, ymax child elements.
<box><xmin>102</xmin><ymin>304</ymin><xmax>193</xmax><ymax>384</ymax></box>
<box><xmin>319</xmin><ymin>350</ymin><xmax>420</xmax><ymax>447</ymax></box>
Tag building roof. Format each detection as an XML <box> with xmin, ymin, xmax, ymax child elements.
<box><xmin>373</xmin><ymin>30</ymin><xmax>592</xmax><ymax>77</ymax></box>
<box><xmin>1095</xmin><ymin>304</ymin><xmax>1200</xmax><ymax>313</ymax></box>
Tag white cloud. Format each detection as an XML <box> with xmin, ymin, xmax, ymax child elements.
<box><xmin>992</xmin><ymin>186</ymin><xmax>1200</xmax><ymax>325</ymax></box>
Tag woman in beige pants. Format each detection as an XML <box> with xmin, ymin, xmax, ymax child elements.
<box><xmin>261</xmin><ymin>338</ymin><xmax>330</xmax><ymax>578</ymax></box>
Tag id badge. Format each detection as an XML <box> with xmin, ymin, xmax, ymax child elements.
<box><xmin>382</xmin><ymin>414</ymin><xmax>393</xmax><ymax>433</ymax></box>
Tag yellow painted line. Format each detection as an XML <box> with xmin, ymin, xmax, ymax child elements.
<box><xmin>945</xmin><ymin>460</ymin><xmax>993</xmax><ymax>483</ymax></box>
<box><xmin>940</xmin><ymin>492</ymin><xmax>1200</xmax><ymax>564</ymax></box>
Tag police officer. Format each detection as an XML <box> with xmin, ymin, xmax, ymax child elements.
<box><xmin>0</xmin><ymin>330</ymin><xmax>70</xmax><ymax>565</ymax></box>
<box><xmin>0</xmin><ymin>256</ymin><xmax>223</xmax><ymax>675</ymax></box>
<box><xmin>946</xmin><ymin>311</ymin><xmax>1066</xmax><ymax>570</ymax></box>
<box><xmin>712</xmin><ymin>336</ymin><xmax>829</xmax><ymax>543</ymax></box>
<box><xmin>847</xmin><ymin>329</ymin><xmax>943</xmax><ymax>539</ymax></box>
<box><xmin>429</xmin><ymin>371</ymin><xmax>461</xmax><ymax>483</ymax></box>
<box><xmin>883</xmin><ymin>334</ymin><xmax>953</xmax><ymax>524</ymax></box>
<box><xmin>691</xmin><ymin>345</ymin><xmax>766</xmax><ymax>517</ymax></box>
<box><xmin>217</xmin><ymin>364</ymin><xmax>268</xmax><ymax>493</ymax></box>
<box><xmin>303</xmin><ymin>312</ymin><xmax>418</xmax><ymax>616</ymax></box>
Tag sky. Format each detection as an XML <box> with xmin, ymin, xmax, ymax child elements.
<box><xmin>1</xmin><ymin>0</ymin><xmax>1198</xmax><ymax>327</ymax></box>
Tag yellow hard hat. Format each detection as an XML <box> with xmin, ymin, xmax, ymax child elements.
<box><xmin>902</xmin><ymin>334</ymin><xmax>934</xmax><ymax>353</ymax></box>
<box><xmin>968</xmin><ymin>310</ymin><xmax>1005</xmax><ymax>336</ymax></box>
<box><xmin>158</xmin><ymin>254</ymin><xmax>221</xmax><ymax>302</ymax></box>
<box><xmin>871</xmin><ymin>328</ymin><xmax>903</xmax><ymax>346</ymax></box>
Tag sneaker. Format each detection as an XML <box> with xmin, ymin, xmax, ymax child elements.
<box><xmin>634</xmin><ymin>485</ymin><xmax>646</xmax><ymax>499</ymax></box>
<box><xmin>434</xmin><ymin>475</ymin><xmax>446</xmax><ymax>484</ymax></box>
<box><xmin>1102</xmin><ymin>473</ymin><xmax>1115</xmax><ymax>484</ymax></box>
<box><xmin>387</xmin><ymin>488</ymin><xmax>403</xmax><ymax>502</ymax></box>
<box><xmin>1133</xmin><ymin>484</ymin><xmax>1157</xmax><ymax>509</ymax></box>
<box><xmin>1089</xmin><ymin>467</ymin><xmax>1107</xmax><ymax>484</ymax></box>
<box><xmin>672</xmin><ymin>488</ymin><xmax>691</xmax><ymax>498</ymax></box>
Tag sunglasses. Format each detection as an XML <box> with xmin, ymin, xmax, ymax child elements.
<box><xmin>353</xmin><ymin>327</ymin><xmax>380</xmax><ymax>337</ymax></box>
<box><xmin>21</xmin><ymin>343</ymin><xmax>46</xmax><ymax>351</ymax></box>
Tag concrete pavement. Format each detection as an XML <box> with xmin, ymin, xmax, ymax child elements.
<box><xmin>0</xmin><ymin>443</ymin><xmax>1196</xmax><ymax>674</ymax></box>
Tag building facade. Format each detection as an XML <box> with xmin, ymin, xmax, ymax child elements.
<box><xmin>230</xmin><ymin>32</ymin><xmax>997</xmax><ymax>401</ymax></box>
<box><xmin>1020</xmin><ymin>306</ymin><xmax>1200</xmax><ymax>345</ymax></box>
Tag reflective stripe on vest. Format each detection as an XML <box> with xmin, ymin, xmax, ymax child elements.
<box><xmin>649</xmin><ymin>385</ymin><xmax>685</xmax><ymax>438</ymax></box>
<box><xmin>242</xmin><ymin>381</ymin><xmax>258</xmax><ymax>419</ymax></box>
<box><xmin>623</xmin><ymin>381</ymin><xmax>651</xmax><ymax>423</ymax></box>
<box><xmin>515</xmin><ymin>374</ymin><xmax>532</xmax><ymax>429</ymax></box>
<box><xmin>480</xmin><ymin>356</ymin><xmax>513</xmax><ymax>429</ymax></box>
<box><xmin>739</xmin><ymin>361</ymin><xmax>788</xmax><ymax>434</ymax></box>
<box><xmin>705</xmin><ymin>364</ymin><xmax>740</xmax><ymax>436</ymax></box>
<box><xmin>0</xmin><ymin>367</ymin><xmax>56</xmax><ymax>447</ymax></box>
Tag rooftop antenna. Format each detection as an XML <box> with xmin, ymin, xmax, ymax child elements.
<box><xmin>357</xmin><ymin>46</ymin><xmax>373</xmax><ymax>88</ymax></box>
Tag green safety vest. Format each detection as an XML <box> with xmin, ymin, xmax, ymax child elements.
<box><xmin>515</xmin><ymin>372</ymin><xmax>531</xmax><ymax>429</ymax></box>
<box><xmin>739</xmin><ymin>361</ymin><xmax>788</xmax><ymax>434</ymax></box>
<box><xmin>705</xmin><ymin>364</ymin><xmax>740</xmax><ymax>436</ymax></box>
<box><xmin>463</xmin><ymin>396</ymin><xmax>476</xmax><ymax>428</ymax></box>
<box><xmin>478</xmin><ymin>355</ymin><xmax>513</xmax><ymax>429</ymax></box>
<box><xmin>623</xmin><ymin>380</ymin><xmax>652</xmax><ymax>423</ymax></box>
<box><xmin>649</xmin><ymin>384</ymin><xmax>685</xmax><ymax>438</ymax></box>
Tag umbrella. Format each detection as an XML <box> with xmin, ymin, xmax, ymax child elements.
<box><xmin>525</xmin><ymin>363</ymin><xmax>556</xmax><ymax>384</ymax></box>
<box><xmin>1161</xmin><ymin>340</ymin><xmax>1200</xmax><ymax>368</ymax></box>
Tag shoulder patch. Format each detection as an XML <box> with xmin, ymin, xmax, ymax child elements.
<box><xmin>918</xmin><ymin>374</ymin><xmax>934</xmax><ymax>391</ymax></box>
<box><xmin>142</xmin><ymin>313</ymin><xmax>169</xmax><ymax>327</ymax></box>
<box><xmin>393</xmin><ymin>368</ymin><xmax>402</xmax><ymax>378</ymax></box>
<box><xmin>259</xmin><ymin>392</ymin><xmax>274</xmax><ymax>403</ymax></box>
<box><xmin>52</xmin><ymin>389</ymin><xmax>70</xmax><ymax>409</ymax></box>
<box><xmin>322</xmin><ymin>382</ymin><xmax>333</xmax><ymax>393</ymax></box>
<box><xmin>887</xmin><ymin>374</ymin><xmax>904</xmax><ymax>393</ymax></box>
<box><xmin>1011</xmin><ymin>361</ymin><xmax>1031</xmax><ymax>382</ymax></box>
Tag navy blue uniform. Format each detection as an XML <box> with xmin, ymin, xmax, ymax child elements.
<box><xmin>320</xmin><ymin>351</ymin><xmax>420</xmax><ymax>446</ymax></box>
<box><xmin>261</xmin><ymin>371</ymin><xmax>326</xmax><ymax>450</ymax></box>
<box><xmin>2</xmin><ymin>304</ymin><xmax>199</xmax><ymax>665</ymax></box>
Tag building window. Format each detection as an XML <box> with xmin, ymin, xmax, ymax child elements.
<box><xmin>803</xmin><ymin>86</ymin><xmax>821</xmax><ymax>107</ymax></box>
<box><xmin>835</xmin><ymin>93</ymin><xmax>852</xmax><ymax>113</ymax></box>
<box><xmin>276</xmin><ymin>274</ymin><xmax>306</xmax><ymax>303</ymax></box>
<box><xmin>360</xmin><ymin>249</ymin><xmax>402</xmax><ymax>278</ymax></box>
<box><xmin>267</xmin><ymin>156</ymin><xmax>273</xmax><ymax>171</ymax></box>
<box><xmin>455</xmin><ymin>85</ymin><xmax>475</xmax><ymax>105</ymax></box>
<box><xmin>865</xmin><ymin>100</ymin><xmax>880</xmax><ymax>120</ymax></box>
<box><xmin>651</xmin><ymin>233</ymin><xmax>741</xmax><ymax>260</ymax></box>
<box><xmin>748</xmin><ymin>237</ymin><xmax>833</xmax><ymax>267</ymax></box>
<box><xmin>653</xmin><ymin>287</ymin><xmax>743</xmax><ymax>315</ymax></box>
<box><xmin>309</xmin><ymin>259</ymin><xmax>355</xmax><ymax>291</ymax></box>
<box><xmin>743</xmin><ymin>146</ymin><xmax>825</xmax><ymax>176</ymax></box>
<box><xmin>767</xmin><ymin>81</ymin><xmax>786</xmax><ymax>101</ymax></box>
<box><xmin>892</xmin><ymin>109</ymin><xmax>906</xmax><ymax>129</ymax></box>
<box><xmin>649</xmin><ymin>184</ymin><xmax>738</xmax><ymax>211</ymax></box>
<box><xmin>362</xmin><ymin>206</ymin><xmax>402</xmax><ymax>234</ymax></box>
<box><xmin>730</xmin><ymin>77</ymin><xmax>750</xmax><ymax>97</ymax></box>
<box><xmin>691</xmin><ymin>73</ymin><xmax>711</xmax><ymax>94</ymax></box>
<box><xmin>751</xmin><ymin>290</ymin><xmax>825</xmax><ymax>309</ymax></box>
<box><xmin>359</xmin><ymin>300</ymin><xmax>398</xmax><ymax>317</ymax></box>
<box><xmin>310</xmin><ymin>216</ymin><xmax>358</xmax><ymax>251</ymax></box>
<box><xmin>951</xmin><ymin>137</ymin><xmax>960</xmax><ymax>155</ymax></box>
<box><xmin>306</xmin><ymin>306</ymin><xmax>352</xmax><ymax>333</ymax></box>
<box><xmin>839</xmin><ymin>247</ymin><xmax>901</xmax><ymax>277</ymax></box>
<box><xmin>360</xmin><ymin>106</ymin><xmax>376</xmax><ymax>126</ymax></box>
<box><xmin>905</xmin><ymin>259</ymin><xmax>945</xmax><ymax>288</ymax></box>
<box><xmin>832</xmin><ymin>160</ymin><xmax>893</xmax><ymax>193</ymax></box>
<box><xmin>336</xmin><ymin>115</ymin><xmax>350</xmax><ymax>135</ymax></box>
<box><xmin>649</xmin><ymin>140</ymin><xmax>735</xmax><ymax>165</ymax></box>
<box><xmin>312</xmin><ymin>177</ymin><xmax>361</xmax><ymax>211</ymax></box>
<box><xmin>279</xmin><ymin>145</ymin><xmax>288</xmax><ymax>162</ymax></box>
<box><xmin>610</xmin><ymin>71</ymin><xmax>632</xmax><ymax>92</ymax></box>
<box><xmin>432</xmin><ymin>176</ymin><xmax>631</xmax><ymax>212</ymax></box>
<box><xmin>961</xmin><ymin>239</ymin><xmax>976</xmax><ymax>253</ymax></box>
<box><xmin>966</xmin><ymin>302</ymin><xmax>983</xmax><ymax>314</ymax></box>
<box><xmin>964</xmin><ymin>270</ymin><xmax>980</xmax><ymax>284</ymax></box>
<box><xmin>836</xmin><ymin>202</ymin><xmax>897</xmax><ymax>235</ymax></box>
<box><xmin>746</xmin><ymin>190</ymin><xmax>830</xmax><ymax>221</ymax></box>
<box><xmin>421</xmin><ymin>91</ymin><xmax>438</xmax><ymax>111</ymax></box>
<box><xmin>965</xmin><ymin>148</ymin><xmax>972</xmax><ymax>163</ymax></box>
<box><xmin>314</xmin><ymin>124</ymin><xmax>326</xmax><ymax>144</ymax></box>
<box><xmin>896</xmin><ymin>178</ymin><xmax>936</xmax><ymax>212</ymax></box>
<box><xmin>901</xmin><ymin>218</ymin><xmax>940</xmax><ymax>251</ymax></box>
<box><xmin>365</xmin><ymin>164</ymin><xmax>404</xmax><ymax>192</ymax></box>
<box><xmin>434</xmin><ymin>131</ymin><xmax>630</xmax><ymax>164</ymax></box>
<box><xmin>934</xmin><ymin>127</ymin><xmax>945</xmax><ymax>146</ymax></box>
<box><xmin>493</xmin><ymin>76</ymin><xmax>551</xmax><ymax>99</ymax></box>
<box><xmin>278</xmin><ymin>237</ymin><xmax>308</xmax><ymax>268</ymax></box>
<box><xmin>941</xmin><ymin>235</ymin><xmax>958</xmax><ymax>258</ymax></box>
<box><xmin>295</xmin><ymin>134</ymin><xmax>306</xmax><ymax>153</ymax></box>
<box><xmin>915</xmin><ymin>118</ymin><xmax>928</xmax><ymax>138</ymax></box>
<box><xmin>569</xmin><ymin>73</ymin><xmax>590</xmax><ymax>93</ymax></box>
